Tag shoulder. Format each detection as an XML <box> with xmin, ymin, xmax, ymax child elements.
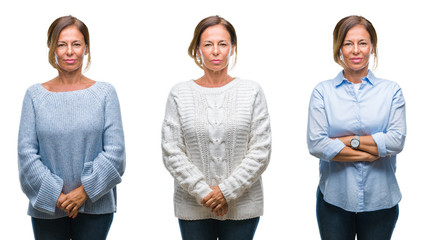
<box><xmin>312</xmin><ymin>80</ymin><xmax>332</xmax><ymax>99</ymax></box>
<box><xmin>26</xmin><ymin>83</ymin><xmax>43</xmax><ymax>93</ymax></box>
<box><xmin>92</xmin><ymin>81</ymin><xmax>117</xmax><ymax>93</ymax></box>
<box><xmin>24</xmin><ymin>84</ymin><xmax>46</xmax><ymax>101</ymax></box>
<box><xmin>367</xmin><ymin>72</ymin><xmax>403</xmax><ymax>99</ymax></box>
<box><xmin>308</xmin><ymin>74</ymin><xmax>342</xmax><ymax>104</ymax></box>
<box><xmin>311</xmin><ymin>78</ymin><xmax>335</xmax><ymax>97</ymax></box>
<box><xmin>237</xmin><ymin>78</ymin><xmax>261</xmax><ymax>89</ymax></box>
<box><xmin>168</xmin><ymin>80</ymin><xmax>193</xmax><ymax>96</ymax></box>
<box><xmin>373</xmin><ymin>76</ymin><xmax>401</xmax><ymax>90</ymax></box>
<box><xmin>83</xmin><ymin>82</ymin><xmax>122</xmax><ymax>107</ymax></box>
<box><xmin>235</xmin><ymin>78</ymin><xmax>264</xmax><ymax>95</ymax></box>
<box><xmin>89</xmin><ymin>81</ymin><xmax>122</xmax><ymax>101</ymax></box>
<box><xmin>313</xmin><ymin>71</ymin><xmax>345</xmax><ymax>92</ymax></box>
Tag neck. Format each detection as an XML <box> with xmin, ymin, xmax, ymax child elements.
<box><xmin>56</xmin><ymin>69</ymin><xmax>85</xmax><ymax>85</ymax></box>
<box><xmin>197</xmin><ymin>67</ymin><xmax>233</xmax><ymax>87</ymax></box>
<box><xmin>343</xmin><ymin>67</ymin><xmax>368</xmax><ymax>84</ymax></box>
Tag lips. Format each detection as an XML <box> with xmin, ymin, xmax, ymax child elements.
<box><xmin>65</xmin><ymin>59</ymin><xmax>76</xmax><ymax>64</ymax></box>
<box><xmin>211</xmin><ymin>59</ymin><xmax>222</xmax><ymax>64</ymax></box>
<box><xmin>350</xmin><ymin>58</ymin><xmax>362</xmax><ymax>63</ymax></box>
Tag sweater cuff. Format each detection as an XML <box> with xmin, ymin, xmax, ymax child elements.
<box><xmin>218</xmin><ymin>182</ymin><xmax>232</xmax><ymax>202</ymax></box>
<box><xmin>81</xmin><ymin>161</ymin><xmax>122</xmax><ymax>202</ymax></box>
<box><xmin>33</xmin><ymin>174</ymin><xmax>63</xmax><ymax>214</ymax></box>
<box><xmin>196</xmin><ymin>183</ymin><xmax>213</xmax><ymax>205</ymax></box>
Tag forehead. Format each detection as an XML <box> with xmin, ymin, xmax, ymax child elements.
<box><xmin>200</xmin><ymin>24</ymin><xmax>231</xmax><ymax>41</ymax></box>
<box><xmin>345</xmin><ymin>24</ymin><xmax>370</xmax><ymax>40</ymax></box>
<box><xmin>58</xmin><ymin>25</ymin><xmax>84</xmax><ymax>41</ymax></box>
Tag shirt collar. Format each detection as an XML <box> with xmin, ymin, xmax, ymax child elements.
<box><xmin>333</xmin><ymin>70</ymin><xmax>376</xmax><ymax>87</ymax></box>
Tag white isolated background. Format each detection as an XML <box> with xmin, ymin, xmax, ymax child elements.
<box><xmin>1</xmin><ymin>0</ymin><xmax>422</xmax><ymax>239</ymax></box>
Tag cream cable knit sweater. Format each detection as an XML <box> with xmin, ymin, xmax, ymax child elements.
<box><xmin>162</xmin><ymin>78</ymin><xmax>271</xmax><ymax>220</ymax></box>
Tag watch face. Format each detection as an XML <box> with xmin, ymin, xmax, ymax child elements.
<box><xmin>351</xmin><ymin>139</ymin><xmax>360</xmax><ymax>148</ymax></box>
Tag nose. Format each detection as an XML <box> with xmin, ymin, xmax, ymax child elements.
<box><xmin>66</xmin><ymin>45</ymin><xmax>73</xmax><ymax>55</ymax></box>
<box><xmin>353</xmin><ymin>43</ymin><xmax>359</xmax><ymax>54</ymax></box>
<box><xmin>212</xmin><ymin>44</ymin><xmax>220</xmax><ymax>55</ymax></box>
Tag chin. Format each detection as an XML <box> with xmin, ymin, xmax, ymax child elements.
<box><xmin>59</xmin><ymin>64</ymin><xmax>83</xmax><ymax>72</ymax></box>
<box><xmin>206</xmin><ymin>64</ymin><xmax>228</xmax><ymax>72</ymax></box>
<box><xmin>347</xmin><ymin>63</ymin><xmax>368</xmax><ymax>72</ymax></box>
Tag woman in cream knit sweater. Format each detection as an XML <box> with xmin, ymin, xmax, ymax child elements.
<box><xmin>162</xmin><ymin>16</ymin><xmax>271</xmax><ymax>240</ymax></box>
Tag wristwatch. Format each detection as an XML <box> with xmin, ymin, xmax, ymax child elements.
<box><xmin>350</xmin><ymin>136</ymin><xmax>360</xmax><ymax>149</ymax></box>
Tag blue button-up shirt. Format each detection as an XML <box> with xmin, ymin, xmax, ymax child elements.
<box><xmin>307</xmin><ymin>70</ymin><xmax>406</xmax><ymax>212</ymax></box>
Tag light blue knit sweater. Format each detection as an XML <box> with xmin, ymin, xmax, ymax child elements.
<box><xmin>18</xmin><ymin>82</ymin><xmax>125</xmax><ymax>219</ymax></box>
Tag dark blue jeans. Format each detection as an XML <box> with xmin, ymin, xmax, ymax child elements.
<box><xmin>178</xmin><ymin>217</ymin><xmax>260</xmax><ymax>240</ymax></box>
<box><xmin>31</xmin><ymin>213</ymin><xmax>113</xmax><ymax>240</ymax></box>
<box><xmin>316</xmin><ymin>189</ymin><xmax>399</xmax><ymax>240</ymax></box>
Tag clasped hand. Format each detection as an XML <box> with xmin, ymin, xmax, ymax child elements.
<box><xmin>56</xmin><ymin>185</ymin><xmax>88</xmax><ymax>219</ymax></box>
<box><xmin>201</xmin><ymin>186</ymin><xmax>228</xmax><ymax>216</ymax></box>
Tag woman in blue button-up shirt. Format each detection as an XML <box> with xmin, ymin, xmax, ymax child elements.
<box><xmin>307</xmin><ymin>15</ymin><xmax>406</xmax><ymax>240</ymax></box>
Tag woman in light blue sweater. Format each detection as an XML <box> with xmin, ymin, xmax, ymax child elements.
<box><xmin>18</xmin><ymin>15</ymin><xmax>125</xmax><ymax>240</ymax></box>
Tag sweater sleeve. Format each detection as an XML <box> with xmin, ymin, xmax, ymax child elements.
<box><xmin>218</xmin><ymin>86</ymin><xmax>271</xmax><ymax>202</ymax></box>
<box><xmin>162</xmin><ymin>90</ymin><xmax>212</xmax><ymax>205</ymax></box>
<box><xmin>18</xmin><ymin>90</ymin><xmax>64</xmax><ymax>215</ymax></box>
<box><xmin>81</xmin><ymin>86</ymin><xmax>126</xmax><ymax>202</ymax></box>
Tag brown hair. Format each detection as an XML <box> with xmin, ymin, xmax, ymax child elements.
<box><xmin>333</xmin><ymin>15</ymin><xmax>378</xmax><ymax>70</ymax></box>
<box><xmin>47</xmin><ymin>15</ymin><xmax>91</xmax><ymax>71</ymax></box>
<box><xmin>188</xmin><ymin>16</ymin><xmax>237</xmax><ymax>69</ymax></box>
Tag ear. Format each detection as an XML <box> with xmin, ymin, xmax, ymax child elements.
<box><xmin>84</xmin><ymin>45</ymin><xmax>88</xmax><ymax>55</ymax></box>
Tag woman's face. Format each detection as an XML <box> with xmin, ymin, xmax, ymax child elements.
<box><xmin>341</xmin><ymin>24</ymin><xmax>373</xmax><ymax>72</ymax></box>
<box><xmin>55</xmin><ymin>25</ymin><xmax>87</xmax><ymax>72</ymax></box>
<box><xmin>197</xmin><ymin>24</ymin><xmax>234</xmax><ymax>72</ymax></box>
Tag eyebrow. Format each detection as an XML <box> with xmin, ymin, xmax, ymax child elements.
<box><xmin>344</xmin><ymin>39</ymin><xmax>368</xmax><ymax>42</ymax></box>
<box><xmin>57</xmin><ymin>40</ymin><xmax>83</xmax><ymax>44</ymax></box>
<box><xmin>202</xmin><ymin>40</ymin><xmax>229</xmax><ymax>43</ymax></box>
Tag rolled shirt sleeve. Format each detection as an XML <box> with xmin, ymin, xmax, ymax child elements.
<box><xmin>371</xmin><ymin>87</ymin><xmax>406</xmax><ymax>157</ymax></box>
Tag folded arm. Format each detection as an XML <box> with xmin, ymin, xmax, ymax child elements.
<box><xmin>307</xmin><ymin>88</ymin><xmax>377</xmax><ymax>162</ymax></box>
<box><xmin>332</xmin><ymin>135</ymin><xmax>379</xmax><ymax>162</ymax></box>
<box><xmin>308</xmin><ymin>86</ymin><xmax>406</xmax><ymax>162</ymax></box>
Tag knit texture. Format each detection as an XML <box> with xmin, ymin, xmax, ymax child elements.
<box><xmin>162</xmin><ymin>78</ymin><xmax>271</xmax><ymax>220</ymax></box>
<box><xmin>18</xmin><ymin>82</ymin><xmax>125</xmax><ymax>219</ymax></box>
